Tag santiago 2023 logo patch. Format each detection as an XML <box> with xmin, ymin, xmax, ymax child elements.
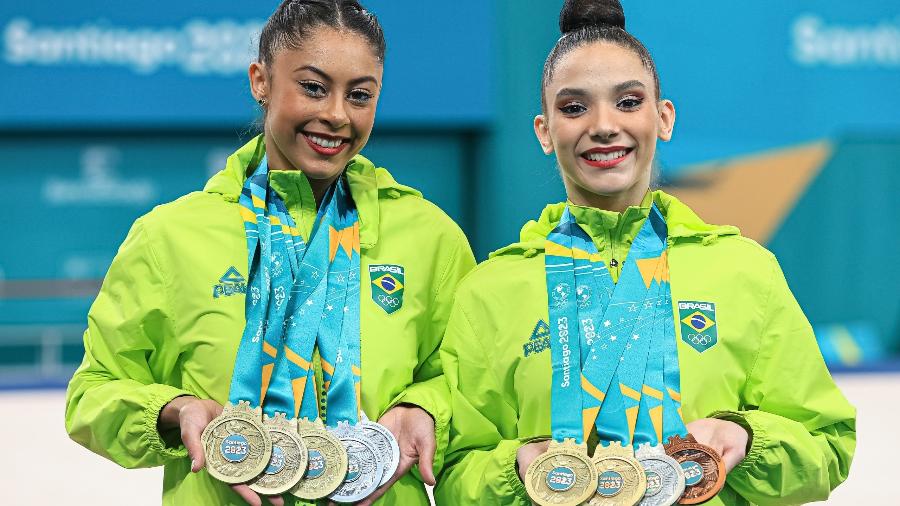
<box><xmin>678</xmin><ymin>301</ymin><xmax>717</xmax><ymax>353</ymax></box>
<box><xmin>370</xmin><ymin>264</ymin><xmax>404</xmax><ymax>314</ymax></box>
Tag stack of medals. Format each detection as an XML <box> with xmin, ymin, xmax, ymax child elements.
<box><xmin>526</xmin><ymin>205</ymin><xmax>726</xmax><ymax>506</ymax></box>
<box><xmin>200</xmin><ymin>155</ymin><xmax>399</xmax><ymax>501</ymax></box>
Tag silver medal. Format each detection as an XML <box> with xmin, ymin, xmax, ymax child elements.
<box><xmin>635</xmin><ymin>443</ymin><xmax>686</xmax><ymax>506</ymax></box>
<box><xmin>327</xmin><ymin>421</ymin><xmax>384</xmax><ymax>503</ymax></box>
<box><xmin>360</xmin><ymin>412</ymin><xmax>400</xmax><ymax>486</ymax></box>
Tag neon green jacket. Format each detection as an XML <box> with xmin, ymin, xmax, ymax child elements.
<box><xmin>65</xmin><ymin>137</ymin><xmax>475</xmax><ymax>505</ymax></box>
<box><xmin>436</xmin><ymin>191</ymin><xmax>855</xmax><ymax>506</ymax></box>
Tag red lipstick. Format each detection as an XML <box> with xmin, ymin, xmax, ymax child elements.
<box><xmin>580</xmin><ymin>146</ymin><xmax>633</xmax><ymax>169</ymax></box>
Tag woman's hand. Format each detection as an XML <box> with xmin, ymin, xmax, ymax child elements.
<box><xmin>158</xmin><ymin>397</ymin><xmax>284</xmax><ymax>506</ymax></box>
<box><xmin>516</xmin><ymin>440</ymin><xmax>551</xmax><ymax>483</ymax></box>
<box><xmin>686</xmin><ymin>418</ymin><xmax>750</xmax><ymax>473</ymax></box>
<box><xmin>353</xmin><ymin>404</ymin><xmax>437</xmax><ymax>506</ymax></box>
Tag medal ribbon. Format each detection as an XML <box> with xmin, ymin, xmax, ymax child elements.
<box><xmin>546</xmin><ymin>208</ymin><xmax>588</xmax><ymax>443</ymax></box>
<box><xmin>229</xmin><ymin>154</ymin><xmax>346</xmax><ymax>424</ymax></box>
<box><xmin>581</xmin><ymin>206</ymin><xmax>668</xmax><ymax>447</ymax></box>
<box><xmin>632</xmin><ymin>250</ymin><xmax>673</xmax><ymax>448</ymax></box>
<box><xmin>661</xmin><ymin>270</ymin><xmax>690</xmax><ymax>440</ymax></box>
<box><xmin>547</xmin><ymin>205</ymin><xmax>669</xmax><ymax>445</ymax></box>
<box><xmin>227</xmin><ymin>156</ymin><xmax>277</xmax><ymax>409</ymax></box>
<box><xmin>315</xmin><ymin>180</ymin><xmax>363</xmax><ymax>427</ymax></box>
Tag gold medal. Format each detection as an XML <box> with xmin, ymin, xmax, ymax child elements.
<box><xmin>524</xmin><ymin>438</ymin><xmax>598</xmax><ymax>506</ymax></box>
<box><xmin>200</xmin><ymin>401</ymin><xmax>272</xmax><ymax>484</ymax></box>
<box><xmin>586</xmin><ymin>442</ymin><xmax>646</xmax><ymax>506</ymax></box>
<box><xmin>247</xmin><ymin>413</ymin><xmax>308</xmax><ymax>495</ymax></box>
<box><xmin>290</xmin><ymin>418</ymin><xmax>348</xmax><ymax>500</ymax></box>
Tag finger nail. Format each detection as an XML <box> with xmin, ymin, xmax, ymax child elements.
<box><xmin>191</xmin><ymin>459</ymin><xmax>197</xmax><ymax>471</ymax></box>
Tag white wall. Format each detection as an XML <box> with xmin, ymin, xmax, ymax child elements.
<box><xmin>2</xmin><ymin>373</ymin><xmax>892</xmax><ymax>505</ymax></box>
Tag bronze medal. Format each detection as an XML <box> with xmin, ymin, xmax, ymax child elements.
<box><xmin>664</xmin><ymin>435</ymin><xmax>725</xmax><ymax>504</ymax></box>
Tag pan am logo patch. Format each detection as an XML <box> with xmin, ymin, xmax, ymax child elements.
<box><xmin>370</xmin><ymin>264</ymin><xmax>404</xmax><ymax>314</ymax></box>
<box><xmin>213</xmin><ymin>266</ymin><xmax>247</xmax><ymax>298</ymax></box>
<box><xmin>678</xmin><ymin>301</ymin><xmax>718</xmax><ymax>353</ymax></box>
<box><xmin>522</xmin><ymin>319</ymin><xmax>551</xmax><ymax>357</ymax></box>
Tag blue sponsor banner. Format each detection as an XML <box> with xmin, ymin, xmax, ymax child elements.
<box><xmin>0</xmin><ymin>1</ymin><xmax>493</xmax><ymax>127</ymax></box>
<box><xmin>625</xmin><ymin>0</ymin><xmax>900</xmax><ymax>167</ymax></box>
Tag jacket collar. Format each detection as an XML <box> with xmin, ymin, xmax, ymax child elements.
<box><xmin>491</xmin><ymin>190</ymin><xmax>740</xmax><ymax>258</ymax></box>
<box><xmin>203</xmin><ymin>135</ymin><xmax>403</xmax><ymax>249</ymax></box>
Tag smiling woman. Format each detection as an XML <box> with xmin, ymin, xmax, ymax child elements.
<box><xmin>436</xmin><ymin>0</ymin><xmax>855</xmax><ymax>505</ymax></box>
<box><xmin>64</xmin><ymin>1</ymin><xmax>475</xmax><ymax>506</ymax></box>
<box><xmin>249</xmin><ymin>10</ymin><xmax>384</xmax><ymax>200</ymax></box>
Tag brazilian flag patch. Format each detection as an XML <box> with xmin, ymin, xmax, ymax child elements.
<box><xmin>369</xmin><ymin>264</ymin><xmax>405</xmax><ymax>314</ymax></box>
<box><xmin>678</xmin><ymin>301</ymin><xmax>718</xmax><ymax>353</ymax></box>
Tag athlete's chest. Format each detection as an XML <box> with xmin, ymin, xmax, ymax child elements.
<box><xmin>157</xmin><ymin>219</ymin><xmax>437</xmax><ymax>404</ymax></box>
<box><xmin>496</xmin><ymin>256</ymin><xmax>764</xmax><ymax>437</ymax></box>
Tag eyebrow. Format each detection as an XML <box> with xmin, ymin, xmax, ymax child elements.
<box><xmin>556</xmin><ymin>80</ymin><xmax>647</xmax><ymax>99</ymax></box>
<box><xmin>613</xmin><ymin>80</ymin><xmax>647</xmax><ymax>93</ymax></box>
<box><xmin>556</xmin><ymin>87</ymin><xmax>590</xmax><ymax>99</ymax></box>
<box><xmin>293</xmin><ymin>65</ymin><xmax>379</xmax><ymax>87</ymax></box>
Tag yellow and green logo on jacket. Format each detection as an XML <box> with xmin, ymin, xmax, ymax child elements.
<box><xmin>370</xmin><ymin>264</ymin><xmax>405</xmax><ymax>314</ymax></box>
<box><xmin>678</xmin><ymin>300</ymin><xmax>718</xmax><ymax>353</ymax></box>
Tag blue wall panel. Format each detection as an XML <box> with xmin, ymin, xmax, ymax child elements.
<box><xmin>1</xmin><ymin>1</ymin><xmax>493</xmax><ymax>127</ymax></box>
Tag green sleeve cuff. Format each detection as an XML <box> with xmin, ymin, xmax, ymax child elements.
<box><xmin>710</xmin><ymin>410</ymin><xmax>767</xmax><ymax>478</ymax></box>
<box><xmin>501</xmin><ymin>439</ymin><xmax>531</xmax><ymax>503</ymax></box>
<box><xmin>386</xmin><ymin>378</ymin><xmax>451</xmax><ymax>476</ymax></box>
<box><xmin>504</xmin><ymin>436</ymin><xmax>553</xmax><ymax>503</ymax></box>
<box><xmin>141</xmin><ymin>385</ymin><xmax>193</xmax><ymax>460</ymax></box>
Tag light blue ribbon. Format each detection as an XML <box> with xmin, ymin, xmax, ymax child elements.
<box><xmin>546</xmin><ymin>208</ymin><xmax>587</xmax><ymax>443</ymax></box>
<box><xmin>316</xmin><ymin>180</ymin><xmax>363</xmax><ymax>427</ymax></box>
<box><xmin>585</xmin><ymin>207</ymin><xmax>667</xmax><ymax>447</ymax></box>
<box><xmin>662</xmin><ymin>276</ymin><xmax>690</xmax><ymax>440</ymax></box>
<box><xmin>228</xmin><ymin>154</ymin><xmax>350</xmax><ymax>426</ymax></box>
<box><xmin>227</xmin><ymin>158</ymin><xmax>275</xmax><ymax>408</ymax></box>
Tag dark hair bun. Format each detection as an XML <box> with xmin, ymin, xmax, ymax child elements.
<box><xmin>559</xmin><ymin>0</ymin><xmax>625</xmax><ymax>34</ymax></box>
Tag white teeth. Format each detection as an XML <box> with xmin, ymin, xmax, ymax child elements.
<box><xmin>587</xmin><ymin>150</ymin><xmax>628</xmax><ymax>162</ymax></box>
<box><xmin>308</xmin><ymin>134</ymin><xmax>343</xmax><ymax>149</ymax></box>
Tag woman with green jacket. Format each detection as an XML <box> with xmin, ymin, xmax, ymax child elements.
<box><xmin>436</xmin><ymin>1</ymin><xmax>855</xmax><ymax>505</ymax></box>
<box><xmin>65</xmin><ymin>2</ymin><xmax>474</xmax><ymax>505</ymax></box>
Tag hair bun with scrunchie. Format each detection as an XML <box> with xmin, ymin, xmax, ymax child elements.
<box><xmin>559</xmin><ymin>0</ymin><xmax>626</xmax><ymax>34</ymax></box>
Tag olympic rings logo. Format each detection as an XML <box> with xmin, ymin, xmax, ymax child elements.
<box><xmin>378</xmin><ymin>294</ymin><xmax>400</xmax><ymax>307</ymax></box>
<box><xmin>687</xmin><ymin>333</ymin><xmax>712</xmax><ymax>346</ymax></box>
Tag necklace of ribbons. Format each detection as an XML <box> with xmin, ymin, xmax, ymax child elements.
<box><xmin>226</xmin><ymin>155</ymin><xmax>363</xmax><ymax>428</ymax></box>
<box><xmin>545</xmin><ymin>204</ymin><xmax>691</xmax><ymax>449</ymax></box>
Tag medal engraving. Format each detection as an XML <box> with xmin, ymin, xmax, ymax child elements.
<box><xmin>328</xmin><ymin>422</ymin><xmax>384</xmax><ymax>503</ymax></box>
<box><xmin>200</xmin><ymin>401</ymin><xmax>272</xmax><ymax>484</ymax></box>
<box><xmin>360</xmin><ymin>413</ymin><xmax>400</xmax><ymax>486</ymax></box>
<box><xmin>524</xmin><ymin>439</ymin><xmax>599</xmax><ymax>506</ymax></box>
<box><xmin>291</xmin><ymin>418</ymin><xmax>347</xmax><ymax>500</ymax></box>
<box><xmin>587</xmin><ymin>442</ymin><xmax>647</xmax><ymax>506</ymax></box>
<box><xmin>636</xmin><ymin>443</ymin><xmax>686</xmax><ymax>506</ymax></box>
<box><xmin>248</xmin><ymin>413</ymin><xmax>308</xmax><ymax>495</ymax></box>
<box><xmin>664</xmin><ymin>435</ymin><xmax>726</xmax><ymax>505</ymax></box>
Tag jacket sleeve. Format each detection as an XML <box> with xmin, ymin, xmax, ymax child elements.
<box><xmin>712</xmin><ymin>255</ymin><xmax>856</xmax><ymax>504</ymax></box>
<box><xmin>387</xmin><ymin>234</ymin><xmax>476</xmax><ymax>476</ymax></box>
<box><xmin>434</xmin><ymin>298</ymin><xmax>534</xmax><ymax>505</ymax></box>
<box><xmin>65</xmin><ymin>218</ymin><xmax>191</xmax><ymax>468</ymax></box>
